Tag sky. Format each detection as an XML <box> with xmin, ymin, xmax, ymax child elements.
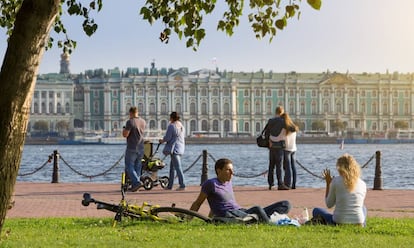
<box><xmin>2</xmin><ymin>0</ymin><xmax>414</xmax><ymax>75</ymax></box>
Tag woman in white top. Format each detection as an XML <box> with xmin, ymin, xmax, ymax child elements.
<box><xmin>311</xmin><ymin>154</ymin><xmax>367</xmax><ymax>226</ymax></box>
<box><xmin>281</xmin><ymin>113</ymin><xmax>298</xmax><ymax>189</ymax></box>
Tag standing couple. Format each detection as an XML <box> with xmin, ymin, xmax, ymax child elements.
<box><xmin>264</xmin><ymin>106</ymin><xmax>298</xmax><ymax>190</ymax></box>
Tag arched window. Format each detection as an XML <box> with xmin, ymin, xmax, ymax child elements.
<box><xmin>65</xmin><ymin>102</ymin><xmax>70</xmax><ymax>113</ymax></box>
<box><xmin>190</xmin><ymin>102</ymin><xmax>196</xmax><ymax>115</ymax></box>
<box><xmin>223</xmin><ymin>103</ymin><xmax>230</xmax><ymax>115</ymax></box>
<box><xmin>244</xmin><ymin>122</ymin><xmax>250</xmax><ymax>132</ymax></box>
<box><xmin>201</xmin><ymin>102</ymin><xmax>207</xmax><ymax>114</ymax></box>
<box><xmin>190</xmin><ymin>120</ymin><xmax>196</xmax><ymax>132</ymax></box>
<box><xmin>175</xmin><ymin>102</ymin><xmax>182</xmax><ymax>113</ymax></box>
<box><xmin>212</xmin><ymin>120</ymin><xmax>219</xmax><ymax>131</ymax></box>
<box><xmin>201</xmin><ymin>120</ymin><xmax>208</xmax><ymax>131</ymax></box>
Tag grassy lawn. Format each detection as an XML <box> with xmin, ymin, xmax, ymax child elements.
<box><xmin>1</xmin><ymin>217</ymin><xmax>414</xmax><ymax>247</ymax></box>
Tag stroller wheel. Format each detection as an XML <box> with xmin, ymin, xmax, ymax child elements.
<box><xmin>160</xmin><ymin>176</ymin><xmax>169</xmax><ymax>188</ymax></box>
<box><xmin>143</xmin><ymin>177</ymin><xmax>154</xmax><ymax>190</ymax></box>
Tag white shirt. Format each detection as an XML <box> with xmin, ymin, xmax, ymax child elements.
<box><xmin>284</xmin><ymin>131</ymin><xmax>297</xmax><ymax>152</ymax></box>
<box><xmin>326</xmin><ymin>176</ymin><xmax>367</xmax><ymax>224</ymax></box>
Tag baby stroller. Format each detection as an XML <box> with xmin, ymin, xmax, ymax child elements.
<box><xmin>140</xmin><ymin>141</ymin><xmax>169</xmax><ymax>190</ymax></box>
<box><xmin>123</xmin><ymin>141</ymin><xmax>169</xmax><ymax>192</ymax></box>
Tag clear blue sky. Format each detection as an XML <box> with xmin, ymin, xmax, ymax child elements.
<box><xmin>2</xmin><ymin>0</ymin><xmax>414</xmax><ymax>75</ymax></box>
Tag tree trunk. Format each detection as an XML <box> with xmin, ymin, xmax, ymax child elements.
<box><xmin>0</xmin><ymin>0</ymin><xmax>60</xmax><ymax>233</ymax></box>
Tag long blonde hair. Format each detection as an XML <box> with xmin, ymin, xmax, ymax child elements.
<box><xmin>336</xmin><ymin>154</ymin><xmax>361</xmax><ymax>191</ymax></box>
<box><xmin>281</xmin><ymin>112</ymin><xmax>298</xmax><ymax>135</ymax></box>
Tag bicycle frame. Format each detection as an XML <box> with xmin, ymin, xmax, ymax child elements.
<box><xmin>82</xmin><ymin>172</ymin><xmax>211</xmax><ymax>226</ymax></box>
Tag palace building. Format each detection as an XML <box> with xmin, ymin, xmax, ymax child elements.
<box><xmin>29</xmin><ymin>55</ymin><xmax>414</xmax><ymax>139</ymax></box>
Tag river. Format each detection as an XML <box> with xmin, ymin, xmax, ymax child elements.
<box><xmin>18</xmin><ymin>143</ymin><xmax>414</xmax><ymax>189</ymax></box>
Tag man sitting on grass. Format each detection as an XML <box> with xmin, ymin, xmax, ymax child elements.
<box><xmin>190</xmin><ymin>158</ymin><xmax>291</xmax><ymax>223</ymax></box>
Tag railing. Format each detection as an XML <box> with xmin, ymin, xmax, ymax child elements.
<box><xmin>18</xmin><ymin>149</ymin><xmax>383</xmax><ymax>190</ymax></box>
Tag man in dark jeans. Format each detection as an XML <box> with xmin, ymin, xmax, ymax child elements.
<box><xmin>265</xmin><ymin>106</ymin><xmax>289</xmax><ymax>190</ymax></box>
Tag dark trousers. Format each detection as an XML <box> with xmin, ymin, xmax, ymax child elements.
<box><xmin>268</xmin><ymin>148</ymin><xmax>284</xmax><ymax>187</ymax></box>
<box><xmin>244</xmin><ymin>200</ymin><xmax>292</xmax><ymax>223</ymax></box>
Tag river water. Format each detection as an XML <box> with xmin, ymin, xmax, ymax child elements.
<box><xmin>18</xmin><ymin>143</ymin><xmax>414</xmax><ymax>189</ymax></box>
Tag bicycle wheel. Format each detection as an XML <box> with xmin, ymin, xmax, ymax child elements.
<box><xmin>151</xmin><ymin>207</ymin><xmax>211</xmax><ymax>223</ymax></box>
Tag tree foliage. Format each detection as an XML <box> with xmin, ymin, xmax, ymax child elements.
<box><xmin>394</xmin><ymin>120</ymin><xmax>408</xmax><ymax>129</ymax></box>
<box><xmin>312</xmin><ymin>120</ymin><xmax>326</xmax><ymax>131</ymax></box>
<box><xmin>33</xmin><ymin>120</ymin><xmax>49</xmax><ymax>132</ymax></box>
<box><xmin>140</xmin><ymin>0</ymin><xmax>321</xmax><ymax>50</ymax></box>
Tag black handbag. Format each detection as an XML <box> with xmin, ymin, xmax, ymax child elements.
<box><xmin>256</xmin><ymin>128</ymin><xmax>269</xmax><ymax>148</ymax></box>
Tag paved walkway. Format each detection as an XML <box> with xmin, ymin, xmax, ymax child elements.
<box><xmin>6</xmin><ymin>182</ymin><xmax>414</xmax><ymax>219</ymax></box>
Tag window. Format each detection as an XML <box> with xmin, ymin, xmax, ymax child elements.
<box><xmin>41</xmin><ymin>102</ymin><xmax>46</xmax><ymax>113</ymax></box>
<box><xmin>149</xmin><ymin>103</ymin><xmax>156</xmax><ymax>114</ymax></box>
<box><xmin>138</xmin><ymin>102</ymin><xmax>144</xmax><ymax>114</ymax></box>
<box><xmin>323</xmin><ymin>101</ymin><xmax>329</xmax><ymax>113</ymax></box>
<box><xmin>312</xmin><ymin>90</ymin><xmax>316</xmax><ymax>97</ymax></box>
<box><xmin>112</xmin><ymin>101</ymin><xmax>118</xmax><ymax>114</ymax></box>
<box><xmin>49</xmin><ymin>102</ymin><xmax>53</xmax><ymax>113</ymax></box>
<box><xmin>149</xmin><ymin>88</ymin><xmax>156</xmax><ymax>96</ymax></box>
<box><xmin>223</xmin><ymin>87</ymin><xmax>230</xmax><ymax>96</ymax></box>
<box><xmin>160</xmin><ymin>87</ymin><xmax>167</xmax><ymax>97</ymax></box>
<box><xmin>175</xmin><ymin>87</ymin><xmax>182</xmax><ymax>97</ymax></box>
<box><xmin>278</xmin><ymin>89</ymin><xmax>283</xmax><ymax>97</ymax></box>
<box><xmin>34</xmin><ymin>102</ymin><xmax>39</xmax><ymax>113</ymax></box>
<box><xmin>244</xmin><ymin>89</ymin><xmax>249</xmax><ymax>97</ymax></box>
<box><xmin>372</xmin><ymin>102</ymin><xmax>377</xmax><ymax>115</ymax></box>
<box><xmin>190</xmin><ymin>87</ymin><xmax>196</xmax><ymax>96</ymax></box>
<box><xmin>201</xmin><ymin>120</ymin><xmax>208</xmax><ymax>131</ymax></box>
<box><xmin>189</xmin><ymin>120</ymin><xmax>196</xmax><ymax>132</ymax></box>
<box><xmin>161</xmin><ymin>120</ymin><xmax>168</xmax><ymax>130</ymax></box>
<box><xmin>244</xmin><ymin>101</ymin><xmax>250</xmax><ymax>114</ymax></box>
<box><xmin>255</xmin><ymin>89</ymin><xmax>261</xmax><ymax>97</ymax></box>
<box><xmin>289</xmin><ymin>101</ymin><xmax>294</xmax><ymax>113</ymax></box>
<box><xmin>267</xmin><ymin>89</ymin><xmax>272</xmax><ymax>97</ymax></box>
<box><xmin>266</xmin><ymin>101</ymin><xmax>272</xmax><ymax>115</ymax></box>
<box><xmin>311</xmin><ymin>101</ymin><xmax>317</xmax><ymax>114</ymax></box>
<box><xmin>300</xmin><ymin>102</ymin><xmax>305</xmax><ymax>114</ymax></box>
<box><xmin>212</xmin><ymin>120</ymin><xmax>219</xmax><ymax>131</ymax></box>
<box><xmin>336</xmin><ymin>101</ymin><xmax>342</xmax><ymax>113</ymax></box>
<box><xmin>161</xmin><ymin>102</ymin><xmax>167</xmax><ymax>114</ymax></box>
<box><xmin>125</xmin><ymin>87</ymin><xmax>133</xmax><ymax>97</ymax></box>
<box><xmin>244</xmin><ymin>122</ymin><xmax>250</xmax><ymax>132</ymax></box>
<box><xmin>255</xmin><ymin>101</ymin><xmax>261</xmax><ymax>114</ymax></box>
<box><xmin>224</xmin><ymin>120</ymin><xmax>230</xmax><ymax>132</ymax></box>
<box><xmin>213</xmin><ymin>102</ymin><xmax>219</xmax><ymax>115</ymax></box>
<box><xmin>213</xmin><ymin>88</ymin><xmax>219</xmax><ymax>96</ymax></box>
<box><xmin>175</xmin><ymin>102</ymin><xmax>182</xmax><ymax>113</ymax></box>
<box><xmin>201</xmin><ymin>102</ymin><xmax>207</xmax><ymax>114</ymax></box>
<box><xmin>65</xmin><ymin>102</ymin><xmax>70</xmax><ymax>113</ymax></box>
<box><xmin>255</xmin><ymin>122</ymin><xmax>261</xmax><ymax>133</ymax></box>
<box><xmin>223</xmin><ymin>103</ymin><xmax>230</xmax><ymax>115</ymax></box>
<box><xmin>349</xmin><ymin>102</ymin><xmax>354</xmax><ymax>113</ymax></box>
<box><xmin>201</xmin><ymin>88</ymin><xmax>207</xmax><ymax>96</ymax></box>
<box><xmin>383</xmin><ymin>102</ymin><xmax>388</xmax><ymax>114</ymax></box>
<box><xmin>190</xmin><ymin>102</ymin><xmax>196</xmax><ymax>115</ymax></box>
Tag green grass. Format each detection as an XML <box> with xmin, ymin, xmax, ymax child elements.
<box><xmin>1</xmin><ymin>218</ymin><xmax>414</xmax><ymax>248</ymax></box>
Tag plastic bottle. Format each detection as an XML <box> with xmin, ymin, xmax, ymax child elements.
<box><xmin>301</xmin><ymin>208</ymin><xmax>309</xmax><ymax>224</ymax></box>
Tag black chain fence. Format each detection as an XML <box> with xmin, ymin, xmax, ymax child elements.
<box><xmin>18</xmin><ymin>150</ymin><xmax>378</xmax><ymax>183</ymax></box>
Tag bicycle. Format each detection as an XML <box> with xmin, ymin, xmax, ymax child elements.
<box><xmin>82</xmin><ymin>172</ymin><xmax>211</xmax><ymax>227</ymax></box>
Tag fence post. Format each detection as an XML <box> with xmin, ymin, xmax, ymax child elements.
<box><xmin>201</xmin><ymin>150</ymin><xmax>208</xmax><ymax>185</ymax></box>
<box><xmin>373</xmin><ymin>150</ymin><xmax>383</xmax><ymax>190</ymax></box>
<box><xmin>52</xmin><ymin>150</ymin><xmax>59</xmax><ymax>183</ymax></box>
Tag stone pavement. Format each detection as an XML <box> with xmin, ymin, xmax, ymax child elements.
<box><xmin>6</xmin><ymin>182</ymin><xmax>414</xmax><ymax>219</ymax></box>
